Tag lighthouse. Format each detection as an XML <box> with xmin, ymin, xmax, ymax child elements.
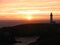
<box><xmin>50</xmin><ymin>12</ymin><xmax>53</xmax><ymax>23</ymax></box>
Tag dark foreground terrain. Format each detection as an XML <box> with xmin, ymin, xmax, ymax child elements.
<box><xmin>0</xmin><ymin>23</ymin><xmax>60</xmax><ymax>45</ymax></box>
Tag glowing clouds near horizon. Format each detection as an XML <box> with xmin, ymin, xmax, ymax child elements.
<box><xmin>0</xmin><ymin>0</ymin><xmax>60</xmax><ymax>20</ymax></box>
<box><xmin>16</xmin><ymin>10</ymin><xmax>43</xmax><ymax>20</ymax></box>
<box><xmin>16</xmin><ymin>10</ymin><xmax>40</xmax><ymax>14</ymax></box>
<box><xmin>0</xmin><ymin>0</ymin><xmax>60</xmax><ymax>15</ymax></box>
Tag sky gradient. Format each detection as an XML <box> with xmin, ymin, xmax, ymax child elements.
<box><xmin>0</xmin><ymin>0</ymin><xmax>60</xmax><ymax>20</ymax></box>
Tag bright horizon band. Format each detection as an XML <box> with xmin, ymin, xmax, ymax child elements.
<box><xmin>0</xmin><ymin>0</ymin><xmax>60</xmax><ymax>20</ymax></box>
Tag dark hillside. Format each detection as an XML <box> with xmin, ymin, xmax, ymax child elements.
<box><xmin>0</xmin><ymin>23</ymin><xmax>60</xmax><ymax>45</ymax></box>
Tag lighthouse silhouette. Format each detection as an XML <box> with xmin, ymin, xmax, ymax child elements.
<box><xmin>50</xmin><ymin>12</ymin><xmax>53</xmax><ymax>23</ymax></box>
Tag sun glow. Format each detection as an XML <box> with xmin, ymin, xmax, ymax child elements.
<box><xmin>27</xmin><ymin>16</ymin><xmax>32</xmax><ymax>20</ymax></box>
<box><xmin>25</xmin><ymin>14</ymin><xmax>33</xmax><ymax>20</ymax></box>
<box><xmin>16</xmin><ymin>10</ymin><xmax>41</xmax><ymax>20</ymax></box>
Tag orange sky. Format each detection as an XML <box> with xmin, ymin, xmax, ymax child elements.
<box><xmin>0</xmin><ymin>0</ymin><xmax>60</xmax><ymax>20</ymax></box>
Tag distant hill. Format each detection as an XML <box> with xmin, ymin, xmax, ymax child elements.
<box><xmin>0</xmin><ymin>23</ymin><xmax>60</xmax><ymax>44</ymax></box>
<box><xmin>0</xmin><ymin>23</ymin><xmax>60</xmax><ymax>37</ymax></box>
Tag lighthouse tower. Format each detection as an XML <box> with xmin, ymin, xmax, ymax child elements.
<box><xmin>50</xmin><ymin>12</ymin><xmax>53</xmax><ymax>23</ymax></box>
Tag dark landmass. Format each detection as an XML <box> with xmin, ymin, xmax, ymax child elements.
<box><xmin>0</xmin><ymin>23</ymin><xmax>59</xmax><ymax>36</ymax></box>
<box><xmin>0</xmin><ymin>23</ymin><xmax>60</xmax><ymax>45</ymax></box>
<box><xmin>0</xmin><ymin>20</ymin><xmax>60</xmax><ymax>27</ymax></box>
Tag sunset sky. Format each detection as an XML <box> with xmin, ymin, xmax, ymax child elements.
<box><xmin>0</xmin><ymin>0</ymin><xmax>60</xmax><ymax>20</ymax></box>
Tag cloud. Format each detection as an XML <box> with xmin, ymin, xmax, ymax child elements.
<box><xmin>0</xmin><ymin>0</ymin><xmax>60</xmax><ymax>15</ymax></box>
